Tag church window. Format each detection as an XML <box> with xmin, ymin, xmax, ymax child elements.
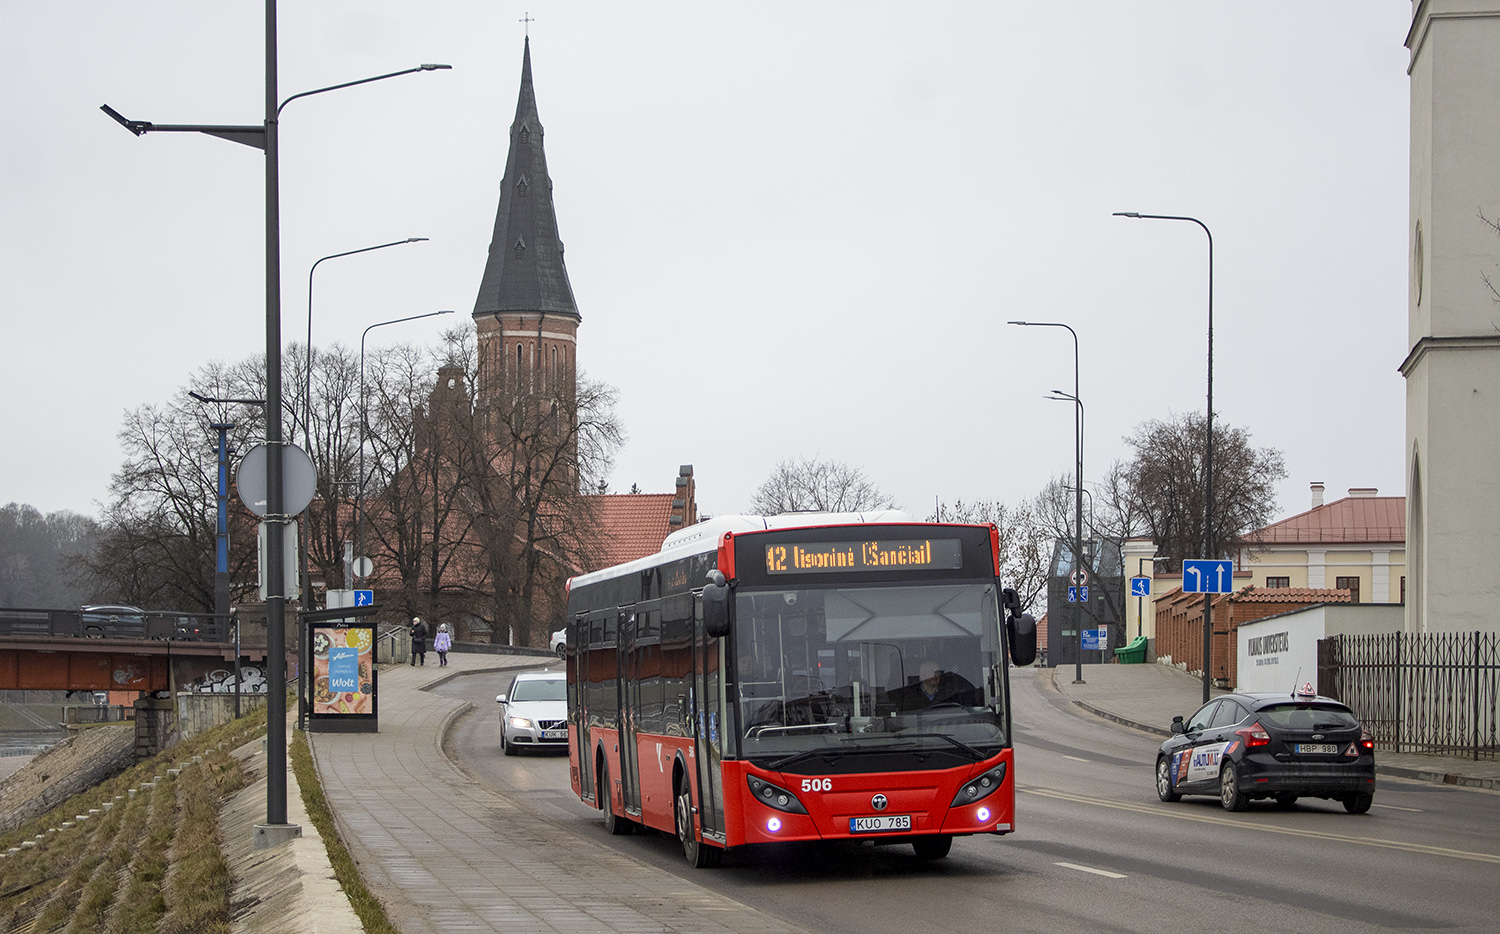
<box><xmin>516</xmin><ymin>175</ymin><xmax>529</xmax><ymax>196</ymax></box>
<box><xmin>514</xmin><ymin>238</ymin><xmax>526</xmax><ymax>259</ymax></box>
<box><xmin>519</xmin><ymin>125</ymin><xmax>530</xmax><ymax>144</ymax></box>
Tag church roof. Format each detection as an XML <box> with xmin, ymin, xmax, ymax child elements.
<box><xmin>589</xmin><ymin>494</ymin><xmax>678</xmax><ymax>569</ymax></box>
<box><xmin>472</xmin><ymin>37</ymin><xmax>580</xmax><ymax>322</ymax></box>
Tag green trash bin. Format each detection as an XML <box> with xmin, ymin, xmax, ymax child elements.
<box><xmin>1113</xmin><ymin>635</ymin><xmax>1148</xmax><ymax>664</ymax></box>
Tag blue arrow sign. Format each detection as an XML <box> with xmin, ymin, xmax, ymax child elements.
<box><xmin>1130</xmin><ymin>576</ymin><xmax>1151</xmax><ymax>597</ymax></box>
<box><xmin>1182</xmin><ymin>559</ymin><xmax>1234</xmax><ymax>594</ymax></box>
<box><xmin>353</xmin><ymin>589</ymin><xmax>374</xmax><ymax>606</ymax></box>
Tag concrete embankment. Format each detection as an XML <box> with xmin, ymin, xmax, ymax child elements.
<box><xmin>0</xmin><ymin>724</ymin><xmax>134</xmax><ymax>832</ymax></box>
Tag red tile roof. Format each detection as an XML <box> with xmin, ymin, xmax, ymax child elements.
<box><xmin>1233</xmin><ymin>586</ymin><xmax>1353</xmax><ymax>603</ymax></box>
<box><xmin>589</xmin><ymin>494</ymin><xmax>677</xmax><ymax>570</ymax></box>
<box><xmin>1251</xmin><ymin>495</ymin><xmax>1405</xmax><ymax>545</ymax></box>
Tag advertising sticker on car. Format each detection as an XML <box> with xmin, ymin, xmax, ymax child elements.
<box><xmin>851</xmin><ymin>814</ymin><xmax>911</xmax><ymax>833</ymax></box>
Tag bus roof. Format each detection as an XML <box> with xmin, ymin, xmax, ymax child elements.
<box><xmin>569</xmin><ymin>510</ymin><xmax>917</xmax><ymax>589</ymax></box>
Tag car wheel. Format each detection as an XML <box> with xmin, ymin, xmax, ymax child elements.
<box><xmin>501</xmin><ymin>730</ymin><xmax>517</xmax><ymax>756</ymax></box>
<box><xmin>555</xmin><ymin>645</ymin><xmax>566</xmax><ymax>659</ymax></box>
<box><xmin>911</xmin><ymin>835</ymin><xmax>953</xmax><ymax>860</ymax></box>
<box><xmin>1219</xmin><ymin>762</ymin><xmax>1248</xmax><ymax>812</ymax></box>
<box><xmin>1274</xmin><ymin>793</ymin><xmax>1298</xmax><ymax>808</ymax></box>
<box><xmin>1156</xmin><ymin>756</ymin><xmax>1181</xmax><ymax>802</ymax></box>
<box><xmin>676</xmin><ymin>781</ymin><xmax>721</xmax><ymax>868</ymax></box>
<box><xmin>1343</xmin><ymin>792</ymin><xmax>1374</xmax><ymax>814</ymax></box>
<box><xmin>599</xmin><ymin>759</ymin><xmax>631</xmax><ymax>835</ymax></box>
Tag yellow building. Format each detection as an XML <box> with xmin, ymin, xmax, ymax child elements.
<box><xmin>1239</xmin><ymin>484</ymin><xmax>1406</xmax><ymax>606</ymax></box>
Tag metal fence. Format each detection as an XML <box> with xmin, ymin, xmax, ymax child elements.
<box><xmin>1318</xmin><ymin>630</ymin><xmax>1500</xmax><ymax>761</ymax></box>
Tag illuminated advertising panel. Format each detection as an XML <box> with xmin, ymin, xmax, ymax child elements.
<box><xmin>307</xmin><ymin>621</ymin><xmax>378</xmax><ymax>731</ymax></box>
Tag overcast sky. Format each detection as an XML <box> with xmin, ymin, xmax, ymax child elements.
<box><xmin>3</xmin><ymin>3</ymin><xmax>1414</xmax><ymax>529</ymax></box>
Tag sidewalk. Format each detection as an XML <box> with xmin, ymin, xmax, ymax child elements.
<box><xmin>1046</xmin><ymin>662</ymin><xmax>1500</xmax><ymax>791</ymax></box>
<box><xmin>305</xmin><ymin>651</ymin><xmax>816</xmax><ymax>934</ymax></box>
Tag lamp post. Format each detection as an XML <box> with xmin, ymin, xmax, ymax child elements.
<box><xmin>103</xmin><ymin>16</ymin><xmax>451</xmax><ymax>840</ymax></box>
<box><xmin>1113</xmin><ymin>212</ymin><xmax>1215</xmax><ymax>703</ymax></box>
<box><xmin>1009</xmin><ymin>320</ymin><xmax>1086</xmax><ymax>684</ymax></box>
<box><xmin>356</xmin><ymin>311</ymin><xmax>456</xmax><ymax>573</ymax></box>
<box><xmin>187</xmin><ymin>391</ymin><xmax>265</xmax><ymax>651</ymax></box>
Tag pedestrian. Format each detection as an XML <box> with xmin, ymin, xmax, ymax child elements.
<box><xmin>410</xmin><ymin>616</ymin><xmax>429</xmax><ymax>666</ymax></box>
<box><xmin>434</xmin><ymin>622</ymin><xmax>452</xmax><ymax>667</ymax></box>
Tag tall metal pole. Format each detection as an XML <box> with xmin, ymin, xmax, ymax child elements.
<box><xmin>263</xmin><ymin>0</ymin><xmax>290</xmax><ymax>829</ymax></box>
<box><xmin>1007</xmin><ymin>320</ymin><xmax>1083</xmax><ymax>683</ymax></box>
<box><xmin>1114</xmin><ymin>212</ymin><xmax>1214</xmax><ymax>702</ymax></box>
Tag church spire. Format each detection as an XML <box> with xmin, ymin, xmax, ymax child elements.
<box><xmin>472</xmin><ymin>36</ymin><xmax>580</xmax><ymax>323</ymax></box>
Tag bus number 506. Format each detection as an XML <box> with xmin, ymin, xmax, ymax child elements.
<box><xmin>801</xmin><ymin>778</ymin><xmax>832</xmax><ymax>793</ymax></box>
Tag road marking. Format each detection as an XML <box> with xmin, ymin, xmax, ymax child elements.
<box><xmin>1021</xmin><ymin>787</ymin><xmax>1500</xmax><ymax>865</ymax></box>
<box><xmin>1373</xmin><ymin>803</ymin><xmax>1422</xmax><ymax>813</ymax></box>
<box><xmin>1060</xmin><ymin>755</ymin><xmax>1091</xmax><ymax>763</ymax></box>
<box><xmin>1055</xmin><ymin>861</ymin><xmax>1127</xmax><ymax>879</ymax></box>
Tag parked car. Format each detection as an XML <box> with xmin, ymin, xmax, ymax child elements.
<box><xmin>496</xmin><ymin>669</ymin><xmax>567</xmax><ymax>755</ymax></box>
<box><xmin>1155</xmin><ymin>686</ymin><xmax>1376</xmax><ymax>813</ymax></box>
<box><xmin>549</xmin><ymin>628</ymin><xmax>566</xmax><ymax>657</ymax></box>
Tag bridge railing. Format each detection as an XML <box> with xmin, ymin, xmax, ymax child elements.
<box><xmin>0</xmin><ymin>608</ymin><xmax>230</xmax><ymax>642</ymax></box>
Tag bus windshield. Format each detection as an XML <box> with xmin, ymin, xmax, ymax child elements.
<box><xmin>730</xmin><ymin>583</ymin><xmax>1008</xmax><ymax>763</ymax></box>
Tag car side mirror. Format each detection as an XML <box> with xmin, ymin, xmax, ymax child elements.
<box><xmin>1170</xmin><ymin>716</ymin><xmax>1186</xmax><ymax>734</ymax></box>
<box><xmin>702</xmin><ymin>570</ymin><xmax>731</xmax><ymax>638</ymax></box>
<box><xmin>495</xmin><ymin>694</ymin><xmax>507</xmax><ymax>705</ymax></box>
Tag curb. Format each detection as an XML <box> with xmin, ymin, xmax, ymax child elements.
<box><xmin>1043</xmin><ymin>668</ymin><xmax>1499</xmax><ymax>792</ymax></box>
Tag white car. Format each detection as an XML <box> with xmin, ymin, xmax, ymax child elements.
<box><xmin>496</xmin><ymin>669</ymin><xmax>567</xmax><ymax>755</ymax></box>
<box><xmin>549</xmin><ymin>628</ymin><xmax>566</xmax><ymax>657</ymax></box>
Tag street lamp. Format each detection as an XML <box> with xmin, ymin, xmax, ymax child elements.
<box><xmin>187</xmin><ymin>391</ymin><xmax>265</xmax><ymax>627</ymax></box>
<box><xmin>1047</xmin><ymin>388</ymin><xmax>1087</xmax><ymax>685</ymax></box>
<box><xmin>1009</xmin><ymin>320</ymin><xmax>1086</xmax><ymax>685</ymax></box>
<box><xmin>302</xmin><ymin>238</ymin><xmax>429</xmax><ymax>619</ymax></box>
<box><xmin>356</xmin><ymin>310</ymin><xmax>456</xmax><ymax>573</ymax></box>
<box><xmin>104</xmin><ymin>25</ymin><xmax>451</xmax><ymax>841</ymax></box>
<box><xmin>1113</xmin><ymin>211</ymin><xmax>1215</xmax><ymax>703</ymax></box>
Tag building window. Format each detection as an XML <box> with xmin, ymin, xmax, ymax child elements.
<box><xmin>1400</xmin><ymin>576</ymin><xmax>1406</xmax><ymax>604</ymax></box>
<box><xmin>1336</xmin><ymin>576</ymin><xmax>1361</xmax><ymax>604</ymax></box>
<box><xmin>1265</xmin><ymin>576</ymin><xmax>1290</xmax><ymax>589</ymax></box>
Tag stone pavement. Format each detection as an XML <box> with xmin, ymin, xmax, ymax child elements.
<box><xmin>304</xmin><ymin>651</ymin><xmax>817</xmax><ymax>934</ymax></box>
<box><xmin>1047</xmin><ymin>661</ymin><xmax>1500</xmax><ymax>791</ymax></box>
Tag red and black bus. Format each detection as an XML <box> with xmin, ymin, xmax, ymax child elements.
<box><xmin>564</xmin><ymin>512</ymin><xmax>1037</xmax><ymax>867</ymax></box>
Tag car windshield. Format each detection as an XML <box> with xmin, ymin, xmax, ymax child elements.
<box><xmin>730</xmin><ymin>583</ymin><xmax>1008</xmax><ymax>764</ymax></box>
<box><xmin>1257</xmin><ymin>703</ymin><xmax>1360</xmax><ymax>731</ymax></box>
<box><xmin>509</xmin><ymin>678</ymin><xmax>565</xmax><ymax>702</ymax></box>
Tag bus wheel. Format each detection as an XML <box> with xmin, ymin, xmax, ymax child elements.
<box><xmin>599</xmin><ymin>759</ymin><xmax>631</xmax><ymax>835</ymax></box>
<box><xmin>675</xmin><ymin>783</ymin><xmax>721</xmax><ymax>868</ymax></box>
<box><xmin>911</xmin><ymin>835</ymin><xmax>952</xmax><ymax>860</ymax></box>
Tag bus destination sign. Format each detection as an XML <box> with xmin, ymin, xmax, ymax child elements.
<box><xmin>764</xmin><ymin>539</ymin><xmax>962</xmax><ymax>575</ymax></box>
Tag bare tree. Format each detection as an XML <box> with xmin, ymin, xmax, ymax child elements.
<box><xmin>750</xmin><ymin>457</ymin><xmax>897</xmax><ymax>515</ymax></box>
<box><xmin>928</xmin><ymin>498</ymin><xmax>1050</xmax><ymax>613</ymax></box>
<box><xmin>1121</xmin><ymin>412</ymin><xmax>1286</xmax><ymax>572</ymax></box>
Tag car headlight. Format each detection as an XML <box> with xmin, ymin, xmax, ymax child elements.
<box><xmin>950</xmin><ymin>763</ymin><xmax>1007</xmax><ymax>807</ymax></box>
<box><xmin>508</xmin><ymin>716</ymin><xmax>533</xmax><ymax>729</ymax></box>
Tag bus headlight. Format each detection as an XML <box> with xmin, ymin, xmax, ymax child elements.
<box><xmin>950</xmin><ymin>763</ymin><xmax>1007</xmax><ymax>807</ymax></box>
<box><xmin>746</xmin><ymin>775</ymin><xmax>808</xmax><ymax>814</ymax></box>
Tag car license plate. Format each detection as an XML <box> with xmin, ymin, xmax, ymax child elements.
<box><xmin>1296</xmin><ymin>743</ymin><xmax>1337</xmax><ymax>754</ymax></box>
<box><xmin>542</xmin><ymin>729</ymin><xmax>567</xmax><ymax>740</ymax></box>
<box><xmin>850</xmin><ymin>814</ymin><xmax>911</xmax><ymax>833</ymax></box>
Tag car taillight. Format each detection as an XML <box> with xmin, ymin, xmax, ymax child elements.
<box><xmin>1235</xmin><ymin>722</ymin><xmax>1270</xmax><ymax>747</ymax></box>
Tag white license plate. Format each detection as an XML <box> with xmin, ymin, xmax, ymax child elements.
<box><xmin>542</xmin><ymin>730</ymin><xmax>567</xmax><ymax>740</ymax></box>
<box><xmin>850</xmin><ymin>814</ymin><xmax>911</xmax><ymax>834</ymax></box>
<box><xmin>1296</xmin><ymin>743</ymin><xmax>1337</xmax><ymax>754</ymax></box>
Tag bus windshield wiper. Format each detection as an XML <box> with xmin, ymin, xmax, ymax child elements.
<box><xmin>896</xmin><ymin>732</ymin><xmax>987</xmax><ymax>761</ymax></box>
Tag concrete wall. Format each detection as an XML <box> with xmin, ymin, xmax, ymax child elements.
<box><xmin>175</xmin><ymin>692</ymin><xmax>269</xmax><ymax>740</ymax></box>
<box><xmin>1237</xmin><ymin>603</ymin><xmax>1404</xmax><ymax>694</ymax></box>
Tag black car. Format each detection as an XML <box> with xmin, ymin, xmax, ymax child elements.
<box><xmin>1155</xmin><ymin>689</ymin><xmax>1375</xmax><ymax>813</ymax></box>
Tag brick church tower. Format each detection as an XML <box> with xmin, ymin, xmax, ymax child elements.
<box><xmin>472</xmin><ymin>37</ymin><xmax>580</xmax><ymax>408</ymax></box>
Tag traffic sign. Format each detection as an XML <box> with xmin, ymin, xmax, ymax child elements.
<box><xmin>1183</xmin><ymin>559</ymin><xmax>1234</xmax><ymax>594</ymax></box>
<box><xmin>1069</xmin><ymin>568</ymin><xmax>1090</xmax><ymax>586</ymax></box>
<box><xmin>236</xmin><ymin>442</ymin><xmax>317</xmax><ymax>517</ymax></box>
<box><xmin>354</xmin><ymin>590</ymin><xmax>374</xmax><ymax>606</ymax></box>
<box><xmin>1130</xmin><ymin>576</ymin><xmax>1151</xmax><ymax>597</ymax></box>
<box><xmin>1081</xmin><ymin>628</ymin><xmax>1107</xmax><ymax>650</ymax></box>
<box><xmin>1067</xmin><ymin>586</ymin><xmax>1079</xmax><ymax>603</ymax></box>
<box><xmin>1067</xmin><ymin>586</ymin><xmax>1090</xmax><ymax>603</ymax></box>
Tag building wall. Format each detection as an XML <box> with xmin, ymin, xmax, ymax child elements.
<box><xmin>1241</xmin><ymin>547</ymin><xmax>1407</xmax><ymax>603</ymax></box>
<box><xmin>1404</xmin><ymin>1</ymin><xmax>1500</xmax><ymax>634</ymax></box>
<box><xmin>1237</xmin><ymin>604</ymin><xmax>1405</xmax><ymax>694</ymax></box>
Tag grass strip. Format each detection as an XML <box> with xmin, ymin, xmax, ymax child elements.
<box><xmin>157</xmin><ymin>747</ymin><xmax>244</xmax><ymax>934</ymax></box>
<box><xmin>289</xmin><ymin>730</ymin><xmax>399</xmax><ymax>934</ymax></box>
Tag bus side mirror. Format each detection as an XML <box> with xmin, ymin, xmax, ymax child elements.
<box><xmin>1001</xmin><ymin>587</ymin><xmax>1022</xmax><ymax>616</ymax></box>
<box><xmin>1007</xmin><ymin>612</ymin><xmax>1037</xmax><ymax>667</ymax></box>
<box><xmin>703</xmin><ymin>570</ymin><xmax>731</xmax><ymax>638</ymax></box>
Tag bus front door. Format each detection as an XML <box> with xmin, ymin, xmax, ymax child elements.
<box><xmin>619</xmin><ymin>610</ymin><xmax>642</xmax><ymax>816</ymax></box>
<box><xmin>691</xmin><ymin>594</ymin><xmax>726</xmax><ymax>843</ymax></box>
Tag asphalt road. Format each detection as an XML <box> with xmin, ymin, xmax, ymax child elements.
<box><xmin>435</xmin><ymin>665</ymin><xmax>1500</xmax><ymax>934</ymax></box>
